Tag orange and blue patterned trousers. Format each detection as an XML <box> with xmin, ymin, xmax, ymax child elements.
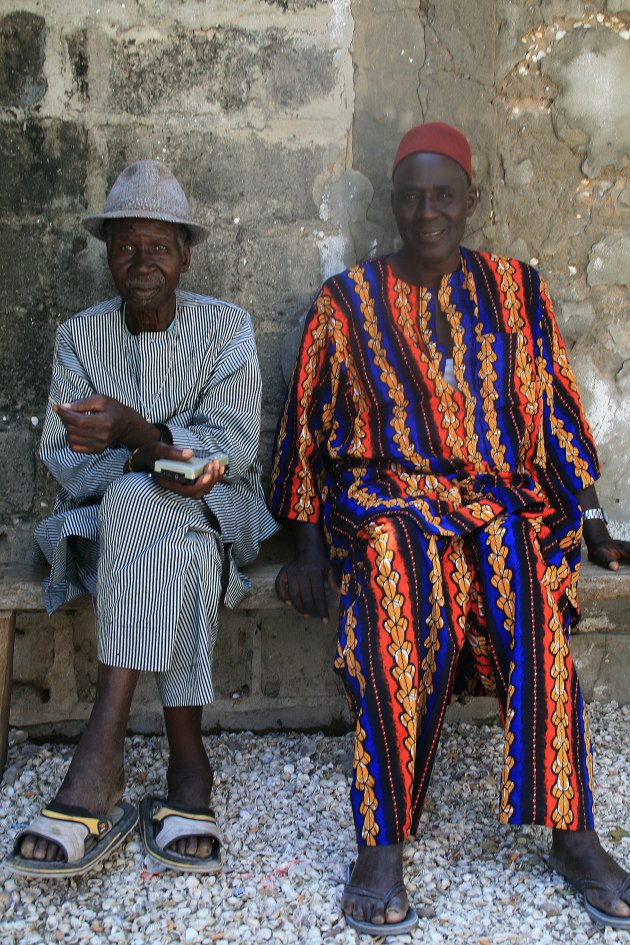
<box><xmin>334</xmin><ymin>511</ymin><xmax>595</xmax><ymax>846</ymax></box>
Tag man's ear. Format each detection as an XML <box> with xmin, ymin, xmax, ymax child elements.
<box><xmin>466</xmin><ymin>184</ymin><xmax>478</xmax><ymax>218</ymax></box>
<box><xmin>181</xmin><ymin>245</ymin><xmax>191</xmax><ymax>273</ymax></box>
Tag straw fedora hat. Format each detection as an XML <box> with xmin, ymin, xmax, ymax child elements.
<box><xmin>83</xmin><ymin>160</ymin><xmax>210</xmax><ymax>246</ymax></box>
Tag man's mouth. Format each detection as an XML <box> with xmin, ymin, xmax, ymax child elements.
<box><xmin>127</xmin><ymin>283</ymin><xmax>160</xmax><ymax>293</ymax></box>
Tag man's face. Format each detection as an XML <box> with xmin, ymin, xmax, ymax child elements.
<box><xmin>391</xmin><ymin>152</ymin><xmax>477</xmax><ymax>276</ymax></box>
<box><xmin>107</xmin><ymin>218</ymin><xmax>191</xmax><ymax>317</ymax></box>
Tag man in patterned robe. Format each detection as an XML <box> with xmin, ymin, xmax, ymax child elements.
<box><xmin>8</xmin><ymin>161</ymin><xmax>278</xmax><ymax>877</ymax></box>
<box><xmin>270</xmin><ymin>123</ymin><xmax>630</xmax><ymax>934</ymax></box>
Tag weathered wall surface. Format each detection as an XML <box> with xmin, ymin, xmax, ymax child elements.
<box><xmin>1</xmin><ymin>1</ymin><xmax>629</xmax><ymax>729</ymax></box>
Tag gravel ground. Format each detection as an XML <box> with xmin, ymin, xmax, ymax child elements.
<box><xmin>0</xmin><ymin>702</ymin><xmax>628</xmax><ymax>945</ymax></box>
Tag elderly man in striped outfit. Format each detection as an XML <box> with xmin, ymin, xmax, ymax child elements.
<box><xmin>7</xmin><ymin>161</ymin><xmax>278</xmax><ymax>877</ymax></box>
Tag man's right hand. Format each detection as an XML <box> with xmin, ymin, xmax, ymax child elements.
<box><xmin>275</xmin><ymin>521</ymin><xmax>339</xmax><ymax>622</ymax></box>
<box><xmin>275</xmin><ymin>554</ymin><xmax>339</xmax><ymax>622</ymax></box>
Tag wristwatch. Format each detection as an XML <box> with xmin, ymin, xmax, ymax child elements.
<box><xmin>583</xmin><ymin>507</ymin><xmax>608</xmax><ymax>524</ymax></box>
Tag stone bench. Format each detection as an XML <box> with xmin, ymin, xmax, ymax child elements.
<box><xmin>0</xmin><ymin>560</ymin><xmax>290</xmax><ymax>775</ymax></box>
<box><xmin>1</xmin><ymin>559</ymin><xmax>629</xmax><ymax>778</ymax></box>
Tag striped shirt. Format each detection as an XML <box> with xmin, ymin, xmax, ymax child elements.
<box><xmin>36</xmin><ymin>290</ymin><xmax>279</xmax><ymax>613</ymax></box>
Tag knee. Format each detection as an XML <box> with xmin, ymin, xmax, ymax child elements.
<box><xmin>99</xmin><ymin>472</ymin><xmax>162</xmax><ymax>527</ymax></box>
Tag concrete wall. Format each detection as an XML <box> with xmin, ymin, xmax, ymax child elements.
<box><xmin>1</xmin><ymin>1</ymin><xmax>629</xmax><ymax>730</ymax></box>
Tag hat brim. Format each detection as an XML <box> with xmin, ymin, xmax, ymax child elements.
<box><xmin>83</xmin><ymin>210</ymin><xmax>210</xmax><ymax>247</ymax></box>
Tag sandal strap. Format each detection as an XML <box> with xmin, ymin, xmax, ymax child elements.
<box><xmin>618</xmin><ymin>873</ymin><xmax>630</xmax><ymax>899</ymax></box>
<box><xmin>150</xmin><ymin>801</ymin><xmax>217</xmax><ymax>824</ymax></box>
<box><xmin>573</xmin><ymin>873</ymin><xmax>630</xmax><ymax>900</ymax></box>
<box><xmin>17</xmin><ymin>809</ymin><xmax>112</xmax><ymax>863</ymax></box>
<box><xmin>41</xmin><ymin>807</ymin><xmax>111</xmax><ymax>837</ymax></box>
<box><xmin>343</xmin><ymin>879</ymin><xmax>407</xmax><ymax>908</ymax></box>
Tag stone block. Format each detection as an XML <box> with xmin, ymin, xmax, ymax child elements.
<box><xmin>0</xmin><ymin>222</ymin><xmax>97</xmax><ymax>319</ymax></box>
<box><xmin>0</xmin><ymin>120</ymin><xmax>88</xmax><ymax>214</ymax></box>
<box><xmin>66</xmin><ymin>29</ymin><xmax>89</xmax><ymax>102</ymax></box>
<box><xmin>183</xmin><ymin>223</ymin><xmax>241</xmax><ymax>306</ymax></box>
<box><xmin>0</xmin><ymin>12</ymin><xmax>46</xmax><ymax>108</ymax></box>
<box><xmin>0</xmin><ymin>308</ymin><xmax>55</xmax><ymax>411</ymax></box>
<box><xmin>571</xmin><ymin>633</ymin><xmax>630</xmax><ymax>704</ymax></box>
<box><xmin>0</xmin><ymin>224</ymin><xmax>47</xmax><ymax>312</ymax></box>
<box><xmin>108</xmin><ymin>26</ymin><xmax>335</xmax><ymax>117</ymax></box>
<box><xmin>212</xmin><ymin>611</ymin><xmax>255</xmax><ymax>700</ymax></box>
<box><xmin>543</xmin><ymin>27</ymin><xmax>630</xmax><ymax>178</ymax></box>
<box><xmin>351</xmin><ymin>3</ymin><xmax>424</xmax><ymax>235</ymax></box>
<box><xmin>554</xmin><ymin>300</ymin><xmax>596</xmax><ymax>346</ymax></box>
<box><xmin>11</xmin><ymin>611</ymin><xmax>80</xmax><ymax>725</ymax></box>
<box><xmin>260</xmin><ymin>613</ymin><xmax>341</xmax><ymax>700</ymax></box>
<box><xmin>423</xmin><ymin>0</ymin><xmax>496</xmax><ymax>85</ymax></box>
<box><xmin>235</xmin><ymin>224</ymin><xmax>322</xmax><ymax>320</ymax></box>
<box><xmin>189</xmin><ymin>136</ymin><xmax>326</xmax><ymax>225</ymax></box>
<box><xmin>0</xmin><ymin>428</ymin><xmax>36</xmax><ymax>514</ymax></box>
<box><xmin>587</xmin><ymin>235</ymin><xmax>630</xmax><ymax>286</ymax></box>
<box><xmin>100</xmin><ymin>130</ymin><xmax>325</xmax><ymax>227</ymax></box>
<box><xmin>13</xmin><ymin>613</ymin><xmax>54</xmax><ymax>684</ymax></box>
<box><xmin>69</xmin><ymin>605</ymin><xmax>97</xmax><ymax>702</ymax></box>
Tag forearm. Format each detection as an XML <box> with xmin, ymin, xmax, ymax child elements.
<box><xmin>576</xmin><ymin>484</ymin><xmax>609</xmax><ymax>547</ymax></box>
<box><xmin>287</xmin><ymin>520</ymin><xmax>328</xmax><ymax>559</ymax></box>
<box><xmin>119</xmin><ymin>416</ymin><xmax>169</xmax><ymax>451</ymax></box>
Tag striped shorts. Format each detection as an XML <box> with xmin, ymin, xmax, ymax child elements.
<box><xmin>95</xmin><ymin>473</ymin><xmax>226</xmax><ymax>707</ymax></box>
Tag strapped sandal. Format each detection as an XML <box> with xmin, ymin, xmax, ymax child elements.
<box><xmin>139</xmin><ymin>796</ymin><xmax>222</xmax><ymax>874</ymax></box>
<box><xmin>343</xmin><ymin>862</ymin><xmax>419</xmax><ymax>936</ymax></box>
<box><xmin>568</xmin><ymin>873</ymin><xmax>630</xmax><ymax>929</ymax></box>
<box><xmin>4</xmin><ymin>801</ymin><xmax>138</xmax><ymax>878</ymax></box>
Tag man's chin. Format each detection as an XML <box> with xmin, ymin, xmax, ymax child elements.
<box><xmin>124</xmin><ymin>288</ymin><xmax>163</xmax><ymax>308</ymax></box>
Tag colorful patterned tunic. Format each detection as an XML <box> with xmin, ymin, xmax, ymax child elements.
<box><xmin>270</xmin><ymin>250</ymin><xmax>599</xmax><ymax>843</ymax></box>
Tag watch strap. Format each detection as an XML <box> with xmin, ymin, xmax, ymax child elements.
<box><xmin>583</xmin><ymin>507</ymin><xmax>608</xmax><ymax>524</ymax></box>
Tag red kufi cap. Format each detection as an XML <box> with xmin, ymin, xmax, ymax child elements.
<box><xmin>392</xmin><ymin>122</ymin><xmax>472</xmax><ymax>181</ymax></box>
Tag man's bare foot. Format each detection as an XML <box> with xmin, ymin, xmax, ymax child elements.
<box><xmin>342</xmin><ymin>843</ymin><xmax>409</xmax><ymax>926</ymax></box>
<box><xmin>17</xmin><ymin>740</ymin><xmax>125</xmax><ymax>863</ymax></box>
<box><xmin>164</xmin><ymin>759</ymin><xmax>215</xmax><ymax>859</ymax></box>
<box><xmin>16</xmin><ymin>663</ymin><xmax>137</xmax><ymax>864</ymax></box>
<box><xmin>550</xmin><ymin>828</ymin><xmax>630</xmax><ymax>920</ymax></box>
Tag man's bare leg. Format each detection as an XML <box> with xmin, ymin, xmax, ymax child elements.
<box><xmin>550</xmin><ymin>828</ymin><xmax>630</xmax><ymax>918</ymax></box>
<box><xmin>163</xmin><ymin>705</ymin><xmax>214</xmax><ymax>859</ymax></box>
<box><xmin>19</xmin><ymin>662</ymin><xmax>139</xmax><ymax>862</ymax></box>
<box><xmin>342</xmin><ymin>843</ymin><xmax>409</xmax><ymax>926</ymax></box>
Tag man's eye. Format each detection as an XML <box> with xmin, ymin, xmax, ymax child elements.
<box><xmin>154</xmin><ymin>244</ymin><xmax>168</xmax><ymax>252</ymax></box>
<box><xmin>436</xmin><ymin>190</ymin><xmax>452</xmax><ymax>200</ymax></box>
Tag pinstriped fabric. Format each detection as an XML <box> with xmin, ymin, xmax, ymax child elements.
<box><xmin>34</xmin><ymin>290</ymin><xmax>278</xmax><ymax>706</ymax></box>
<box><xmin>97</xmin><ymin>473</ymin><xmax>223</xmax><ymax>705</ymax></box>
<box><xmin>35</xmin><ymin>289</ymin><xmax>278</xmax><ymax>615</ymax></box>
<box><xmin>271</xmin><ymin>251</ymin><xmax>599</xmax><ymax>844</ymax></box>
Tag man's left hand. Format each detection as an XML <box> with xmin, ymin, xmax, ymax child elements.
<box><xmin>587</xmin><ymin>538</ymin><xmax>630</xmax><ymax>571</ymax></box>
<box><xmin>128</xmin><ymin>442</ymin><xmax>226</xmax><ymax>498</ymax></box>
<box><xmin>158</xmin><ymin>456</ymin><xmax>227</xmax><ymax>499</ymax></box>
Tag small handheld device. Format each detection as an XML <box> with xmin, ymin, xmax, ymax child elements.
<box><xmin>154</xmin><ymin>454</ymin><xmax>229</xmax><ymax>483</ymax></box>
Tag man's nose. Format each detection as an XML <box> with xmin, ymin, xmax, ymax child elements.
<box><xmin>417</xmin><ymin>193</ymin><xmax>438</xmax><ymax>215</ymax></box>
<box><xmin>132</xmin><ymin>245</ymin><xmax>154</xmax><ymax>268</ymax></box>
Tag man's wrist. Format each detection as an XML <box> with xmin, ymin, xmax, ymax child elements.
<box><xmin>582</xmin><ymin>507</ymin><xmax>608</xmax><ymax>525</ymax></box>
<box><xmin>154</xmin><ymin>423</ymin><xmax>173</xmax><ymax>445</ymax></box>
<box><xmin>583</xmin><ymin>520</ymin><xmax>610</xmax><ymax>547</ymax></box>
<box><xmin>290</xmin><ymin>520</ymin><xmax>326</xmax><ymax>557</ymax></box>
